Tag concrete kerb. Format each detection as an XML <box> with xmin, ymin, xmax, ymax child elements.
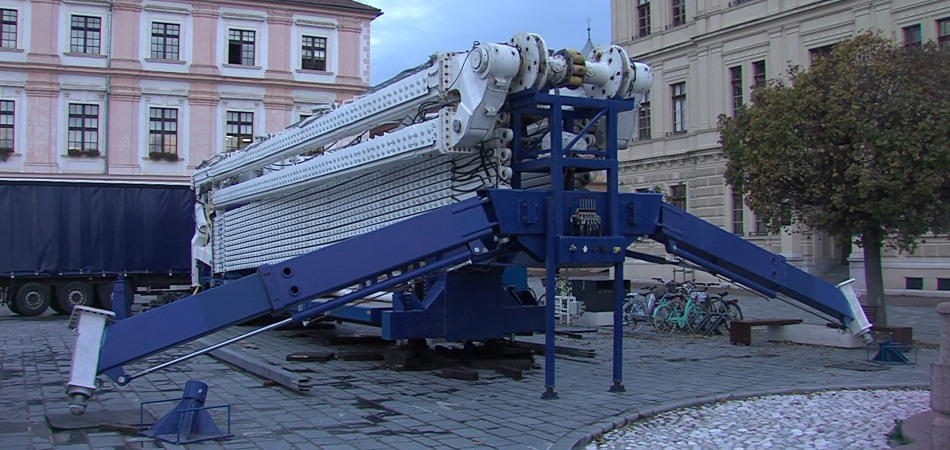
<box><xmin>552</xmin><ymin>382</ymin><xmax>932</xmax><ymax>450</ymax></box>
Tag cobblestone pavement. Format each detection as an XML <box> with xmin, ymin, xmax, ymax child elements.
<box><xmin>587</xmin><ymin>389</ymin><xmax>930</xmax><ymax>450</ymax></box>
<box><xmin>0</xmin><ymin>293</ymin><xmax>938</xmax><ymax>450</ymax></box>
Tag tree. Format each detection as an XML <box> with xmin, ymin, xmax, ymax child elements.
<box><xmin>718</xmin><ymin>32</ymin><xmax>950</xmax><ymax>325</ymax></box>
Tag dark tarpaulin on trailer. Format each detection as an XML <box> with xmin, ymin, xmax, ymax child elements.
<box><xmin>0</xmin><ymin>181</ymin><xmax>195</xmax><ymax>277</ymax></box>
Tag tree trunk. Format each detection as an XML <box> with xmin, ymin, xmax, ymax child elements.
<box><xmin>862</xmin><ymin>228</ymin><xmax>887</xmax><ymax>325</ymax></box>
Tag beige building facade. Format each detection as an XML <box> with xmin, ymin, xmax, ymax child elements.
<box><xmin>610</xmin><ymin>0</ymin><xmax>950</xmax><ymax>295</ymax></box>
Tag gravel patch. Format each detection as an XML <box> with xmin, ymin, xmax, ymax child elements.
<box><xmin>587</xmin><ymin>389</ymin><xmax>930</xmax><ymax>450</ymax></box>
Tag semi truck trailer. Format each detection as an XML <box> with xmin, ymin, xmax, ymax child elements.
<box><xmin>0</xmin><ymin>179</ymin><xmax>194</xmax><ymax>316</ymax></box>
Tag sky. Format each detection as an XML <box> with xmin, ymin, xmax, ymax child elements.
<box><xmin>361</xmin><ymin>0</ymin><xmax>612</xmax><ymax>85</ymax></box>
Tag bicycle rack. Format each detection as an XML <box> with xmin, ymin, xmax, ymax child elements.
<box><xmin>697</xmin><ymin>312</ymin><xmax>728</xmax><ymax>336</ymax></box>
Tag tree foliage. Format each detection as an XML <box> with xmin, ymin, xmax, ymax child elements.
<box><xmin>720</xmin><ymin>32</ymin><xmax>950</xmax><ymax>250</ymax></box>
<box><xmin>718</xmin><ymin>32</ymin><xmax>950</xmax><ymax>324</ymax></box>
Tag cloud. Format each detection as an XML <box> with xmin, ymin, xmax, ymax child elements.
<box><xmin>361</xmin><ymin>1</ymin><xmax>612</xmax><ymax>85</ymax></box>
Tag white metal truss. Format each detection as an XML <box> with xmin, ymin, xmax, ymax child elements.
<box><xmin>212</xmin><ymin>153</ymin><xmax>505</xmax><ymax>272</ymax></box>
<box><xmin>193</xmin><ymin>31</ymin><xmax>655</xmax><ymax>275</ymax></box>
<box><xmin>194</xmin><ymin>69</ymin><xmax>439</xmax><ymax>186</ymax></box>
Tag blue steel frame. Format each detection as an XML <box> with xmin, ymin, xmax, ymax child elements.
<box><xmin>92</xmin><ymin>89</ymin><xmax>867</xmax><ymax>399</ymax></box>
<box><xmin>504</xmin><ymin>90</ymin><xmax>638</xmax><ymax>398</ymax></box>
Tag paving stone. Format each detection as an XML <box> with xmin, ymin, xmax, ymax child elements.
<box><xmin>0</xmin><ymin>298</ymin><xmax>937</xmax><ymax>450</ymax></box>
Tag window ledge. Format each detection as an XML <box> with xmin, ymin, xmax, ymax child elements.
<box><xmin>0</xmin><ymin>47</ymin><xmax>24</xmax><ymax>54</ymax></box>
<box><xmin>295</xmin><ymin>68</ymin><xmax>334</xmax><ymax>75</ymax></box>
<box><xmin>64</xmin><ymin>52</ymin><xmax>107</xmax><ymax>59</ymax></box>
<box><xmin>142</xmin><ymin>156</ymin><xmax>182</xmax><ymax>162</ymax></box>
<box><xmin>145</xmin><ymin>58</ymin><xmax>186</xmax><ymax>65</ymax></box>
<box><xmin>728</xmin><ymin>0</ymin><xmax>763</xmax><ymax>7</ymax></box>
<box><xmin>64</xmin><ymin>154</ymin><xmax>103</xmax><ymax>159</ymax></box>
<box><xmin>665</xmin><ymin>22</ymin><xmax>687</xmax><ymax>31</ymax></box>
<box><xmin>223</xmin><ymin>63</ymin><xmax>262</xmax><ymax>70</ymax></box>
<box><xmin>664</xmin><ymin>131</ymin><xmax>689</xmax><ymax>138</ymax></box>
<box><xmin>0</xmin><ymin>152</ymin><xmax>19</xmax><ymax>162</ymax></box>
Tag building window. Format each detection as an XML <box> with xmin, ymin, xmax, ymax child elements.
<box><xmin>150</xmin><ymin>22</ymin><xmax>180</xmax><ymax>60</ymax></box>
<box><xmin>638</xmin><ymin>91</ymin><xmax>651</xmax><ymax>140</ymax></box>
<box><xmin>148</xmin><ymin>108</ymin><xmax>178</xmax><ymax>156</ymax></box>
<box><xmin>906</xmin><ymin>277</ymin><xmax>924</xmax><ymax>290</ymax></box>
<box><xmin>754</xmin><ymin>214</ymin><xmax>767</xmax><ymax>235</ymax></box>
<box><xmin>301</xmin><ymin>35</ymin><xmax>327</xmax><ymax>71</ymax></box>
<box><xmin>226</xmin><ymin>111</ymin><xmax>253</xmax><ymax>151</ymax></box>
<box><xmin>227</xmin><ymin>29</ymin><xmax>255</xmax><ymax>66</ymax></box>
<box><xmin>637</xmin><ymin>0</ymin><xmax>651</xmax><ymax>38</ymax></box>
<box><xmin>938</xmin><ymin>18</ymin><xmax>950</xmax><ymax>50</ymax></box>
<box><xmin>732</xmin><ymin>193</ymin><xmax>744</xmax><ymax>235</ymax></box>
<box><xmin>70</xmin><ymin>15</ymin><xmax>101</xmax><ymax>54</ymax></box>
<box><xmin>671</xmin><ymin>0</ymin><xmax>686</xmax><ymax>27</ymax></box>
<box><xmin>669</xmin><ymin>184</ymin><xmax>686</xmax><ymax>210</ymax></box>
<box><xmin>730</xmin><ymin>66</ymin><xmax>743</xmax><ymax>117</ymax></box>
<box><xmin>938</xmin><ymin>278</ymin><xmax>950</xmax><ymax>291</ymax></box>
<box><xmin>903</xmin><ymin>24</ymin><xmax>922</xmax><ymax>48</ymax></box>
<box><xmin>0</xmin><ymin>9</ymin><xmax>16</xmax><ymax>49</ymax></box>
<box><xmin>67</xmin><ymin>104</ymin><xmax>99</xmax><ymax>154</ymax></box>
<box><xmin>671</xmin><ymin>82</ymin><xmax>686</xmax><ymax>134</ymax></box>
<box><xmin>752</xmin><ymin>60</ymin><xmax>766</xmax><ymax>88</ymax></box>
<box><xmin>0</xmin><ymin>100</ymin><xmax>13</xmax><ymax>151</ymax></box>
<box><xmin>809</xmin><ymin>44</ymin><xmax>834</xmax><ymax>63</ymax></box>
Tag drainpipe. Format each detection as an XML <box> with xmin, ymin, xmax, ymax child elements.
<box><xmin>103</xmin><ymin>0</ymin><xmax>113</xmax><ymax>174</ymax></box>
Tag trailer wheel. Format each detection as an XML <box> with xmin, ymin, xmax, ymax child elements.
<box><xmin>14</xmin><ymin>282</ymin><xmax>50</xmax><ymax>316</ymax></box>
<box><xmin>52</xmin><ymin>281</ymin><xmax>94</xmax><ymax>314</ymax></box>
<box><xmin>95</xmin><ymin>282</ymin><xmax>114</xmax><ymax>311</ymax></box>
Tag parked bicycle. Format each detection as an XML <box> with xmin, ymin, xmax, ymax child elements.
<box><xmin>622</xmin><ymin>277</ymin><xmax>676</xmax><ymax>331</ymax></box>
<box><xmin>623</xmin><ymin>278</ymin><xmax>743</xmax><ymax>335</ymax></box>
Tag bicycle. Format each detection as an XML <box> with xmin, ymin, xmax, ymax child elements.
<box><xmin>625</xmin><ymin>277</ymin><xmax>679</xmax><ymax>331</ymax></box>
<box><xmin>623</xmin><ymin>285</ymin><xmax>658</xmax><ymax>332</ymax></box>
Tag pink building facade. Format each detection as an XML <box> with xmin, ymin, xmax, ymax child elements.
<box><xmin>0</xmin><ymin>0</ymin><xmax>380</xmax><ymax>182</ymax></box>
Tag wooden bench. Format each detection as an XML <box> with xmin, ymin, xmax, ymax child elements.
<box><xmin>730</xmin><ymin>318</ymin><xmax>803</xmax><ymax>346</ymax></box>
<box><xmin>847</xmin><ymin>305</ymin><xmax>913</xmax><ymax>346</ymax></box>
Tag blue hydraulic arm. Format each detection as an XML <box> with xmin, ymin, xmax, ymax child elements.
<box><xmin>89</xmin><ymin>197</ymin><xmax>498</xmax><ymax>384</ymax></box>
<box><xmin>648</xmin><ymin>203</ymin><xmax>857</xmax><ymax>324</ymax></box>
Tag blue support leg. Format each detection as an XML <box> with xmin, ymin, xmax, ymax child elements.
<box><xmin>610</xmin><ymin>263</ymin><xmax>626</xmax><ymax>392</ymax></box>
<box><xmin>542</xmin><ymin>197</ymin><xmax>558</xmax><ymax>400</ymax></box>
<box><xmin>140</xmin><ymin>380</ymin><xmax>231</xmax><ymax>444</ymax></box>
<box><xmin>111</xmin><ymin>276</ymin><xmax>132</xmax><ymax>321</ymax></box>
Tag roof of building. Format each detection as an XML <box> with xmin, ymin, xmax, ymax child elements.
<box><xmin>268</xmin><ymin>0</ymin><xmax>382</xmax><ymax>16</ymax></box>
<box><xmin>581</xmin><ymin>20</ymin><xmax>594</xmax><ymax>56</ymax></box>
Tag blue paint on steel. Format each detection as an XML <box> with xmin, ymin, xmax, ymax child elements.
<box><xmin>98</xmin><ymin>275</ymin><xmax>273</xmax><ymax>375</ymax></box>
<box><xmin>649</xmin><ymin>202</ymin><xmax>855</xmax><ymax>324</ymax></box>
<box><xmin>111</xmin><ymin>276</ymin><xmax>133</xmax><ymax>321</ymax></box>
<box><xmin>96</xmin><ymin>197</ymin><xmax>497</xmax><ymax>376</ymax></box>
<box><xmin>288</xmin><ymin>250</ymin><xmax>473</xmax><ymax>325</ymax></box>
<box><xmin>139</xmin><ymin>380</ymin><xmax>232</xmax><ymax>444</ymax></box>
<box><xmin>91</xmin><ymin>87</ymin><xmax>869</xmax><ymax>397</ymax></box>
<box><xmin>501</xmin><ymin>90</ymin><xmax>641</xmax><ymax>398</ymax></box>
<box><xmin>870</xmin><ymin>338</ymin><xmax>913</xmax><ymax>364</ymax></box>
<box><xmin>502</xmin><ymin>267</ymin><xmax>529</xmax><ymax>291</ymax></box>
<box><xmin>605</xmin><ymin>101</ymin><xmax>625</xmax><ymax>391</ymax></box>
